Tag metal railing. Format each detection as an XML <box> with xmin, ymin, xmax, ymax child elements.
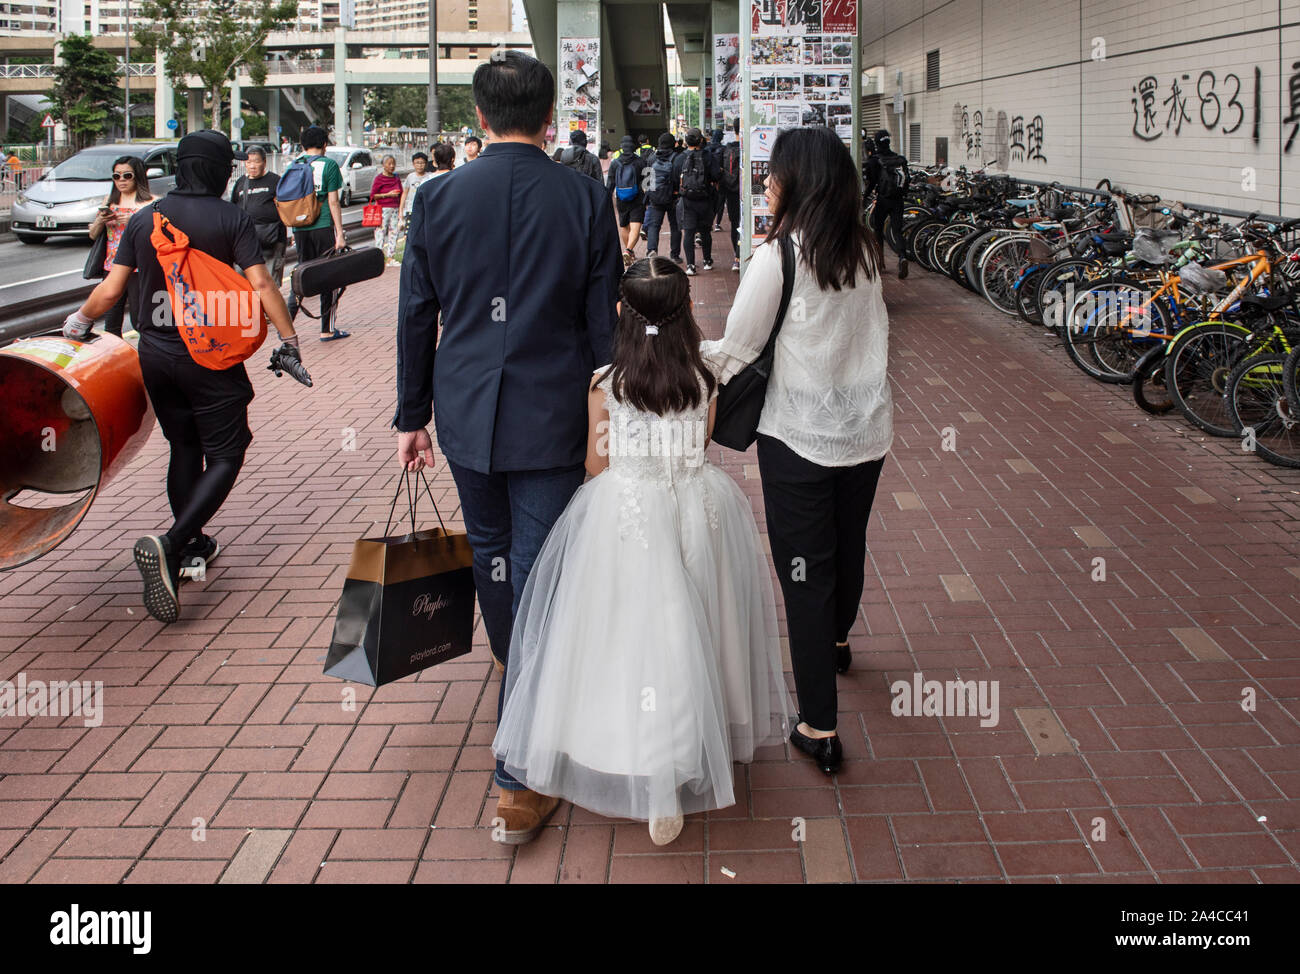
<box><xmin>0</xmin><ymin>63</ymin><xmax>53</xmax><ymax>78</ymax></box>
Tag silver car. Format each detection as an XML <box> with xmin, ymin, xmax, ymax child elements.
<box><xmin>327</xmin><ymin>147</ymin><xmax>377</xmax><ymax>207</ymax></box>
<box><xmin>10</xmin><ymin>142</ymin><xmax>178</xmax><ymax>244</ymax></box>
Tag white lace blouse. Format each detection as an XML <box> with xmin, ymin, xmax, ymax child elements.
<box><xmin>701</xmin><ymin>235</ymin><xmax>893</xmax><ymax>467</ymax></box>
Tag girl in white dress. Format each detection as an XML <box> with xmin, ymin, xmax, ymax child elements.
<box><xmin>493</xmin><ymin>257</ymin><xmax>791</xmax><ymax>845</ymax></box>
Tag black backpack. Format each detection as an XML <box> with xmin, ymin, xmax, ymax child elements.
<box><xmin>647</xmin><ymin>154</ymin><xmax>674</xmax><ymax>207</ymax></box>
<box><xmin>877</xmin><ymin>152</ymin><xmax>909</xmax><ymax>199</ymax></box>
<box><xmin>719</xmin><ymin>143</ymin><xmax>741</xmax><ymax>193</ymax></box>
<box><xmin>680</xmin><ymin>151</ymin><xmax>710</xmax><ymax>200</ymax></box>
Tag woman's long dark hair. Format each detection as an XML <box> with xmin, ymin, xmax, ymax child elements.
<box><xmin>600</xmin><ymin>257</ymin><xmax>716</xmax><ymax>415</ymax></box>
<box><xmin>107</xmin><ymin>155</ymin><xmax>152</xmax><ymax>206</ymax></box>
<box><xmin>766</xmin><ymin>127</ymin><xmax>876</xmax><ymax>290</ymax></box>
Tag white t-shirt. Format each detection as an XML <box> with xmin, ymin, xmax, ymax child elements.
<box><xmin>402</xmin><ymin>171</ymin><xmax>436</xmax><ymax>214</ymax></box>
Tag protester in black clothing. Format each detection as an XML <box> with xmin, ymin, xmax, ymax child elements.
<box><xmin>708</xmin><ymin>128</ymin><xmax>726</xmax><ymax>230</ymax></box>
<box><xmin>718</xmin><ymin>133</ymin><xmax>743</xmax><ymax>271</ymax></box>
<box><xmin>606</xmin><ymin>135</ymin><xmax>648</xmax><ymax>265</ymax></box>
<box><xmin>230</xmin><ymin>147</ymin><xmax>287</xmax><ymax>286</ymax></box>
<box><xmin>863</xmin><ymin>129</ymin><xmax>909</xmax><ymax>278</ymax></box>
<box><xmin>672</xmin><ymin>127</ymin><xmax>719</xmax><ymax>275</ymax></box>
<box><xmin>61</xmin><ymin>130</ymin><xmax>304</xmax><ymax>625</ymax></box>
<box><xmin>643</xmin><ymin>132</ymin><xmax>682</xmax><ymax>263</ymax></box>
<box><xmin>553</xmin><ymin>129</ymin><xmax>603</xmax><ymax>181</ymax></box>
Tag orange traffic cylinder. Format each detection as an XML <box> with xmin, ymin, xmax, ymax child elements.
<box><xmin>0</xmin><ymin>332</ymin><xmax>154</xmax><ymax>570</ymax></box>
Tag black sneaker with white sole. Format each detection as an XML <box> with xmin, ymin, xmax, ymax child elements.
<box><xmin>133</xmin><ymin>534</ymin><xmax>181</xmax><ymax>623</ymax></box>
<box><xmin>702</xmin><ymin>260</ymin><xmax>714</xmax><ymax>271</ymax></box>
<box><xmin>179</xmin><ymin>534</ymin><xmax>220</xmax><ymax>581</ymax></box>
<box><xmin>685</xmin><ymin>264</ymin><xmax>697</xmax><ymax>276</ymax></box>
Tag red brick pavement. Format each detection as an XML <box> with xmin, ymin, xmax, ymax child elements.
<box><xmin>2</xmin><ymin>226</ymin><xmax>1299</xmax><ymax>884</ymax></box>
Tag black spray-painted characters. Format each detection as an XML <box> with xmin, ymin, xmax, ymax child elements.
<box><xmin>1132</xmin><ymin>69</ymin><xmax>1250</xmax><ymax>142</ymax></box>
<box><xmin>952</xmin><ymin>103</ymin><xmax>1046</xmax><ymax>166</ymax></box>
<box><xmin>1284</xmin><ymin>61</ymin><xmax>1300</xmax><ymax>152</ymax></box>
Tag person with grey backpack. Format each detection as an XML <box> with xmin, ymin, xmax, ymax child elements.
<box><xmin>553</xmin><ymin>129</ymin><xmax>602</xmax><ymax>181</ymax></box>
<box><xmin>642</xmin><ymin>132</ymin><xmax>682</xmax><ymax>263</ymax></box>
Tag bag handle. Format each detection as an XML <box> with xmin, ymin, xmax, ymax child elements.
<box><xmin>382</xmin><ymin>468</ymin><xmax>449</xmax><ymax>538</ymax></box>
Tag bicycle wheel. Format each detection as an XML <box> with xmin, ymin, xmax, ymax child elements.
<box><xmin>963</xmin><ymin>229</ymin><xmax>1005</xmax><ymax>291</ymax></box>
<box><xmin>1164</xmin><ymin>322</ymin><xmax>1254</xmax><ymax>437</ymax></box>
<box><xmin>1087</xmin><ymin>283</ymin><xmax>1168</xmax><ymax>379</ymax></box>
<box><xmin>1227</xmin><ymin>353</ymin><xmax>1300</xmax><ymax>468</ymax></box>
<box><xmin>931</xmin><ymin>224</ymin><xmax>974</xmax><ymax>278</ymax></box>
<box><xmin>910</xmin><ymin>220</ymin><xmax>944</xmax><ymax>273</ymax></box>
<box><xmin>980</xmin><ymin>237</ymin><xmax>1033</xmax><ymax>315</ymax></box>
<box><xmin>948</xmin><ymin>230</ymin><xmax>984</xmax><ymax>288</ymax></box>
<box><xmin>1132</xmin><ymin>346</ymin><xmax>1175</xmax><ymax>414</ymax></box>
<box><xmin>1037</xmin><ymin>258</ymin><xmax>1101</xmax><ymax>332</ymax></box>
<box><xmin>1015</xmin><ymin>265</ymin><xmax>1051</xmax><ymax>326</ymax></box>
<box><xmin>1284</xmin><ymin>344</ymin><xmax>1300</xmax><ymax>415</ymax></box>
<box><xmin>1062</xmin><ymin>283</ymin><xmax>1141</xmax><ymax>383</ymax></box>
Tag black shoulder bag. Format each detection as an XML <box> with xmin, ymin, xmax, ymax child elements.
<box><xmin>710</xmin><ymin>234</ymin><xmax>796</xmax><ymax>452</ymax></box>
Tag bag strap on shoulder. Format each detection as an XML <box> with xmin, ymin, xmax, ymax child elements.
<box><xmin>758</xmin><ymin>235</ymin><xmax>797</xmax><ymax>360</ymax></box>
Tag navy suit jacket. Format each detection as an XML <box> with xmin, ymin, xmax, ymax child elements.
<box><xmin>394</xmin><ymin>141</ymin><xmax>622</xmax><ymax>473</ymax></box>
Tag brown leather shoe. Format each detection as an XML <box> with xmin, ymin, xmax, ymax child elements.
<box><xmin>494</xmin><ymin>788</ymin><xmax>561</xmax><ymax>845</ymax></box>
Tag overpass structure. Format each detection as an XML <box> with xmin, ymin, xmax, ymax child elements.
<box><xmin>0</xmin><ymin>28</ymin><xmax>534</xmax><ymax>143</ymax></box>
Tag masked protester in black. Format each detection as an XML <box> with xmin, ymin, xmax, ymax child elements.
<box><xmin>62</xmin><ymin>130</ymin><xmax>305</xmax><ymax>624</ymax></box>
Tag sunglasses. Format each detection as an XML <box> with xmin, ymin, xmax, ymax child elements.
<box><xmin>111</xmin><ymin>172</ymin><xmax>135</xmax><ymax>181</ymax></box>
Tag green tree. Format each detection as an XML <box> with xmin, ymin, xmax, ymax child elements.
<box><xmin>136</xmin><ymin>0</ymin><xmax>296</xmax><ymax>131</ymax></box>
<box><xmin>47</xmin><ymin>35</ymin><xmax>120</xmax><ymax>149</ymax></box>
<box><xmin>365</xmin><ymin>85</ymin><xmax>478</xmax><ymax>134</ymax></box>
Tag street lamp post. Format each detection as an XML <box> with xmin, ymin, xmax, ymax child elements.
<box><xmin>426</xmin><ymin>2</ymin><xmax>439</xmax><ymax>143</ymax></box>
<box><xmin>124</xmin><ymin>1</ymin><xmax>131</xmax><ymax>139</ymax></box>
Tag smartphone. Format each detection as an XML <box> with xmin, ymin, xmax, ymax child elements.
<box><xmin>98</xmin><ymin>206</ymin><xmax>112</xmax><ymax>214</ymax></box>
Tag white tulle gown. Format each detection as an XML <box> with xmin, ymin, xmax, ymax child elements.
<box><xmin>492</xmin><ymin>370</ymin><xmax>791</xmax><ymax>823</ymax></box>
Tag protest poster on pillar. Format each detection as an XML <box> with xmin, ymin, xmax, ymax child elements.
<box><xmin>745</xmin><ymin>0</ymin><xmax>857</xmax><ymax>247</ymax></box>
<box><xmin>715</xmin><ymin>33</ymin><xmax>741</xmax><ymax>105</ymax></box>
<box><xmin>558</xmin><ymin>37</ymin><xmax>600</xmax><ymax>145</ymax></box>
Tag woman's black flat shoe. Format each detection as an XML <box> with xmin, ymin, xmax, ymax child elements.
<box><xmin>835</xmin><ymin>641</ymin><xmax>851</xmax><ymax>674</ymax></box>
<box><xmin>790</xmin><ymin>727</ymin><xmax>842</xmax><ymax>774</ymax></box>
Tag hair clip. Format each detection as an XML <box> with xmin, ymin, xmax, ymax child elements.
<box><xmin>644</xmin><ymin>325</ymin><xmax>659</xmax><ymax>336</ymax></box>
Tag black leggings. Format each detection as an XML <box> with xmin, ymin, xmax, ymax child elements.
<box><xmin>138</xmin><ymin>340</ymin><xmax>254</xmax><ymax>550</ymax></box>
<box><xmin>757</xmin><ymin>435</ymin><xmax>886</xmax><ymax>732</ymax></box>
<box><xmin>164</xmin><ymin>448</ymin><xmax>244</xmax><ymax>550</ymax></box>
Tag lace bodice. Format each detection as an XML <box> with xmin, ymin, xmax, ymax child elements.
<box><xmin>597</xmin><ymin>369</ymin><xmax>715</xmax><ymax>486</ymax></box>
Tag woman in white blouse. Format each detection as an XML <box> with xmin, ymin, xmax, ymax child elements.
<box><xmin>703</xmin><ymin>126</ymin><xmax>892</xmax><ymax>775</ymax></box>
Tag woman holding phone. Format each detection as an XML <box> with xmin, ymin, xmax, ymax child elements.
<box><xmin>88</xmin><ymin>155</ymin><xmax>152</xmax><ymax>336</ymax></box>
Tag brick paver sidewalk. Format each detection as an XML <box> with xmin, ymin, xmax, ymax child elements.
<box><xmin>2</xmin><ymin>228</ymin><xmax>1298</xmax><ymax>883</ymax></box>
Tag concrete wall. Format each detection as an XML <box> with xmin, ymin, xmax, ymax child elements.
<box><xmin>862</xmin><ymin>0</ymin><xmax>1300</xmax><ymax>213</ymax></box>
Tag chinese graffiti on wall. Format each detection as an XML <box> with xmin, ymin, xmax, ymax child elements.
<box><xmin>952</xmin><ymin>103</ymin><xmax>1046</xmax><ymax>166</ymax></box>
<box><xmin>1130</xmin><ymin>68</ymin><xmax>1258</xmax><ymax>143</ymax></box>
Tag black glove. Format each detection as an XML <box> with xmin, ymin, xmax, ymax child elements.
<box><xmin>268</xmin><ymin>341</ymin><xmax>312</xmax><ymax>387</ymax></box>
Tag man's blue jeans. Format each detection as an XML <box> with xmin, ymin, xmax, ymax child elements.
<box><xmin>446</xmin><ymin>459</ymin><xmax>586</xmax><ymax>791</ymax></box>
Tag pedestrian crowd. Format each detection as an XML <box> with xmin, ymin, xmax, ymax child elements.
<box><xmin>57</xmin><ymin>50</ymin><xmax>901</xmax><ymax>851</ymax></box>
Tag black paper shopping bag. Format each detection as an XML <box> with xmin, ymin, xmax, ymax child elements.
<box><xmin>324</xmin><ymin>470</ymin><xmax>475</xmax><ymax>686</ymax></box>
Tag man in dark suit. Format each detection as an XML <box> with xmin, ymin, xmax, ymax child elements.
<box><xmin>394</xmin><ymin>51</ymin><xmax>622</xmax><ymax>845</ymax></box>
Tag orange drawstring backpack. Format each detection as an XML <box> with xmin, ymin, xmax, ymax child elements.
<box><xmin>149</xmin><ymin>205</ymin><xmax>268</xmax><ymax>370</ymax></box>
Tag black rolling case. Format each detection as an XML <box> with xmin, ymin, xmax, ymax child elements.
<box><xmin>291</xmin><ymin>245</ymin><xmax>385</xmax><ymax>304</ymax></box>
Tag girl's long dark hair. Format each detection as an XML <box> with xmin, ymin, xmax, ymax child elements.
<box><xmin>107</xmin><ymin>155</ymin><xmax>152</xmax><ymax>206</ymax></box>
<box><xmin>766</xmin><ymin>127</ymin><xmax>876</xmax><ymax>290</ymax></box>
<box><xmin>600</xmin><ymin>257</ymin><xmax>716</xmax><ymax>415</ymax></box>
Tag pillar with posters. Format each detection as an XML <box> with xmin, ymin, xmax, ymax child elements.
<box><xmin>556</xmin><ymin>33</ymin><xmax>601</xmax><ymax>148</ymax></box>
<box><xmin>741</xmin><ymin>0</ymin><xmax>859</xmax><ymax>261</ymax></box>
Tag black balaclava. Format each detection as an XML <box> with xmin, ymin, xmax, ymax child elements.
<box><xmin>174</xmin><ymin>129</ymin><xmax>244</xmax><ymax>196</ymax></box>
